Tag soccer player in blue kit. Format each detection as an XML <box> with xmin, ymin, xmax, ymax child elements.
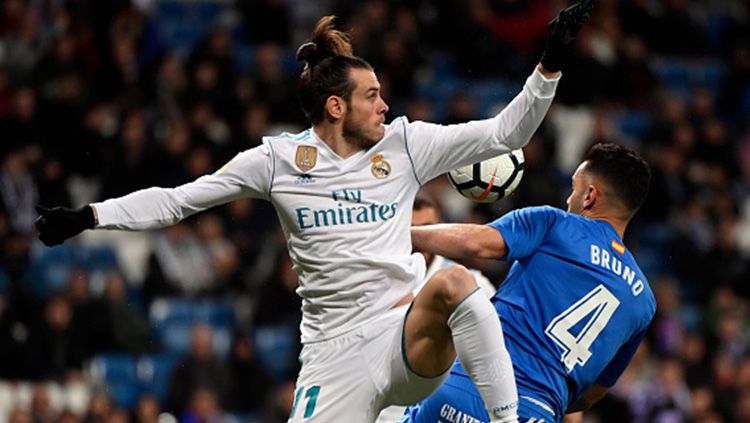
<box><xmin>403</xmin><ymin>143</ymin><xmax>655</xmax><ymax>423</ymax></box>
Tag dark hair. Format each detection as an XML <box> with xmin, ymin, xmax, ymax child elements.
<box><xmin>584</xmin><ymin>143</ymin><xmax>651</xmax><ymax>214</ymax></box>
<box><xmin>296</xmin><ymin>16</ymin><xmax>373</xmax><ymax>124</ymax></box>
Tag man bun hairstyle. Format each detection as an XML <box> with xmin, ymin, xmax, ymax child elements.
<box><xmin>297</xmin><ymin>15</ymin><xmax>373</xmax><ymax>124</ymax></box>
<box><xmin>296</xmin><ymin>15</ymin><xmax>353</xmax><ymax>68</ymax></box>
<box><xmin>584</xmin><ymin>143</ymin><xmax>651</xmax><ymax>215</ymax></box>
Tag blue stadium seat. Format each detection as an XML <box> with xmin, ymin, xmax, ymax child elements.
<box><xmin>78</xmin><ymin>246</ymin><xmax>118</xmax><ymax>271</ymax></box>
<box><xmin>194</xmin><ymin>301</ymin><xmax>235</xmax><ymax>327</ymax></box>
<box><xmin>635</xmin><ymin>223</ymin><xmax>675</xmax><ymax>276</ymax></box>
<box><xmin>694</xmin><ymin>62</ymin><xmax>726</xmax><ymax>93</ymax></box>
<box><xmin>470</xmin><ymin>80</ymin><xmax>519</xmax><ymax>118</ymax></box>
<box><xmin>136</xmin><ymin>354</ymin><xmax>179</xmax><ymax>405</ymax></box>
<box><xmin>150</xmin><ymin>299</ymin><xmax>235</xmax><ymax>327</ymax></box>
<box><xmin>254</xmin><ymin>324</ymin><xmax>299</xmax><ymax>382</ymax></box>
<box><xmin>150</xmin><ymin>299</ymin><xmax>235</xmax><ymax>357</ymax></box>
<box><xmin>90</xmin><ymin>354</ymin><xmax>137</xmax><ymax>383</ymax></box>
<box><xmin>652</xmin><ymin>58</ymin><xmax>726</xmax><ymax>97</ymax></box>
<box><xmin>154</xmin><ymin>0</ymin><xmax>186</xmax><ymax>20</ymax></box>
<box><xmin>154</xmin><ymin>323</ymin><xmax>232</xmax><ymax>357</ymax></box>
<box><xmin>150</xmin><ymin>298</ymin><xmax>193</xmax><ymax>327</ymax></box>
<box><xmin>28</xmin><ymin>244</ymin><xmax>76</xmax><ymax>296</ymax></box>
<box><xmin>235</xmin><ymin>46</ymin><xmax>255</xmax><ymax>73</ymax></box>
<box><xmin>90</xmin><ymin>354</ymin><xmax>142</xmax><ymax>408</ymax></box>
<box><xmin>195</xmin><ymin>2</ymin><xmax>222</xmax><ymax>20</ymax></box>
<box><xmin>431</xmin><ymin>55</ymin><xmax>458</xmax><ymax>79</ymax></box>
<box><xmin>616</xmin><ymin>111</ymin><xmax>652</xmax><ymax>140</ymax></box>
<box><xmin>105</xmin><ymin>381</ymin><xmax>142</xmax><ymax>409</ymax></box>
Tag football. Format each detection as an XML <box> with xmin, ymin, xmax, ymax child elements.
<box><xmin>447</xmin><ymin>149</ymin><xmax>525</xmax><ymax>203</ymax></box>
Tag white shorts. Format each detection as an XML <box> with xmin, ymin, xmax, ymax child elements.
<box><xmin>288</xmin><ymin>304</ymin><xmax>450</xmax><ymax>422</ymax></box>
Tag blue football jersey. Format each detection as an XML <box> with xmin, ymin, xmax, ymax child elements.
<box><xmin>402</xmin><ymin>206</ymin><xmax>655</xmax><ymax>423</ymax></box>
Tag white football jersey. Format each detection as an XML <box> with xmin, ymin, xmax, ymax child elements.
<box><xmin>92</xmin><ymin>69</ymin><xmax>558</xmax><ymax>342</ymax></box>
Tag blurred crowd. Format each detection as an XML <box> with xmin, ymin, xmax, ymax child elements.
<box><xmin>1</xmin><ymin>0</ymin><xmax>750</xmax><ymax>422</ymax></box>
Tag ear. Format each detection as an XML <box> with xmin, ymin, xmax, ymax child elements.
<box><xmin>582</xmin><ymin>184</ymin><xmax>598</xmax><ymax>210</ymax></box>
<box><xmin>325</xmin><ymin>95</ymin><xmax>346</xmax><ymax>120</ymax></box>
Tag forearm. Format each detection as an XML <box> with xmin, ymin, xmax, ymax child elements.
<box><xmin>567</xmin><ymin>383</ymin><xmax>609</xmax><ymax>413</ymax></box>
<box><xmin>492</xmin><ymin>68</ymin><xmax>559</xmax><ymax>151</ymax></box>
<box><xmin>411</xmin><ymin>224</ymin><xmax>506</xmax><ymax>260</ymax></box>
<box><xmin>93</xmin><ymin>175</ymin><xmax>246</xmax><ymax>230</ymax></box>
<box><xmin>563</xmin><ymin>412</ymin><xmax>583</xmax><ymax>423</ymax></box>
<box><xmin>566</xmin><ymin>398</ymin><xmax>592</xmax><ymax>413</ymax></box>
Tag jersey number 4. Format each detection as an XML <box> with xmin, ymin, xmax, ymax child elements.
<box><xmin>544</xmin><ymin>284</ymin><xmax>620</xmax><ymax>373</ymax></box>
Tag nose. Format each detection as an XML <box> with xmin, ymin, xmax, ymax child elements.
<box><xmin>379</xmin><ymin>98</ymin><xmax>389</xmax><ymax>115</ymax></box>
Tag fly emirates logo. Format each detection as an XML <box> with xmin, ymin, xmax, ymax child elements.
<box><xmin>295</xmin><ymin>188</ymin><xmax>398</xmax><ymax>230</ymax></box>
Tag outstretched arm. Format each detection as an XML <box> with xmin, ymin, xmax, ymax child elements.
<box><xmin>403</xmin><ymin>0</ymin><xmax>595</xmax><ymax>183</ymax></box>
<box><xmin>411</xmin><ymin>224</ymin><xmax>507</xmax><ymax>260</ymax></box>
<box><xmin>36</xmin><ymin>145</ymin><xmax>272</xmax><ymax>246</ymax></box>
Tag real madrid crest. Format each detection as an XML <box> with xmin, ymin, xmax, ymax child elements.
<box><xmin>295</xmin><ymin>146</ymin><xmax>317</xmax><ymax>173</ymax></box>
<box><xmin>371</xmin><ymin>154</ymin><xmax>391</xmax><ymax>179</ymax></box>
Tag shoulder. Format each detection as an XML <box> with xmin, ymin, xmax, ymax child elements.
<box><xmin>382</xmin><ymin>116</ymin><xmax>410</xmax><ymax>138</ymax></box>
<box><xmin>499</xmin><ymin>205</ymin><xmax>567</xmax><ymax>224</ymax></box>
<box><xmin>262</xmin><ymin>128</ymin><xmax>312</xmax><ymax>145</ymax></box>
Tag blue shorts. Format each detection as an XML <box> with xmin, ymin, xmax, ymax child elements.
<box><xmin>400</xmin><ymin>370</ymin><xmax>558</xmax><ymax>423</ymax></box>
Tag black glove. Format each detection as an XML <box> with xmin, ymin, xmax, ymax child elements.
<box><xmin>540</xmin><ymin>0</ymin><xmax>596</xmax><ymax>73</ymax></box>
<box><xmin>35</xmin><ymin>205</ymin><xmax>96</xmax><ymax>246</ymax></box>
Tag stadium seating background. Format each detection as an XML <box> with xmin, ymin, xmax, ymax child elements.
<box><xmin>1</xmin><ymin>0</ymin><xmax>750</xmax><ymax>421</ymax></box>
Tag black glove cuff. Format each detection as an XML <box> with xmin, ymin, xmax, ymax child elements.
<box><xmin>77</xmin><ymin>206</ymin><xmax>96</xmax><ymax>230</ymax></box>
<box><xmin>540</xmin><ymin>41</ymin><xmax>568</xmax><ymax>73</ymax></box>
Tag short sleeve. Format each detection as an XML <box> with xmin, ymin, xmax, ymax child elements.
<box><xmin>488</xmin><ymin>206</ymin><xmax>562</xmax><ymax>261</ymax></box>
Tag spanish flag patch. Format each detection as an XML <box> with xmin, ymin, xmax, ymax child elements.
<box><xmin>611</xmin><ymin>240</ymin><xmax>625</xmax><ymax>255</ymax></box>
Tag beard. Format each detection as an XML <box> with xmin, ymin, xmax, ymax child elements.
<box><xmin>343</xmin><ymin>113</ymin><xmax>381</xmax><ymax>149</ymax></box>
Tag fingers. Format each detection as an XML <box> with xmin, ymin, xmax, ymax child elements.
<box><xmin>35</xmin><ymin>205</ymin><xmax>62</xmax><ymax>246</ymax></box>
<box><xmin>38</xmin><ymin>233</ymin><xmax>63</xmax><ymax>247</ymax></box>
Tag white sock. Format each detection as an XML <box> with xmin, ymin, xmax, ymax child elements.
<box><xmin>447</xmin><ymin>289</ymin><xmax>519</xmax><ymax>423</ymax></box>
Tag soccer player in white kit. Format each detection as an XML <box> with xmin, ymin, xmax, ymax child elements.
<box><xmin>36</xmin><ymin>5</ymin><xmax>593</xmax><ymax>421</ymax></box>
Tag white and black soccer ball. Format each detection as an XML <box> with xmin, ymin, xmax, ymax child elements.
<box><xmin>447</xmin><ymin>149</ymin><xmax>525</xmax><ymax>203</ymax></box>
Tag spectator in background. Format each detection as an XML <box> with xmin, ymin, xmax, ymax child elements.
<box><xmin>65</xmin><ymin>269</ymin><xmax>102</xmax><ymax>360</ymax></box>
<box><xmin>253</xmin><ymin>252</ymin><xmax>301</xmax><ymax>329</ymax></box>
<box><xmin>260</xmin><ymin>381</ymin><xmax>297</xmax><ymax>423</ymax></box>
<box><xmin>155</xmin><ymin>118</ymin><xmax>193</xmax><ymax>188</ymax></box>
<box><xmin>0</xmin><ymin>147</ymin><xmax>38</xmax><ymax>234</ymax></box>
<box><xmin>30</xmin><ymin>385</ymin><xmax>57</xmax><ymax>423</ymax></box>
<box><xmin>167</xmin><ymin>324</ymin><xmax>230</xmax><ymax>416</ymax></box>
<box><xmin>239</xmin><ymin>0</ymin><xmax>292</xmax><ymax>45</ymax></box>
<box><xmin>56</xmin><ymin>410</ymin><xmax>79</xmax><ymax>423</ymax></box>
<box><xmin>100</xmin><ymin>109</ymin><xmax>158</xmax><ymax>199</ymax></box>
<box><xmin>7</xmin><ymin>407</ymin><xmax>32</xmax><ymax>423</ymax></box>
<box><xmin>85</xmin><ymin>393</ymin><xmax>115</xmax><ymax>423</ymax></box>
<box><xmin>194</xmin><ymin>213</ymin><xmax>239</xmax><ymax>294</ymax></box>
<box><xmin>1</xmin><ymin>0</ymin><xmax>750</xmax><ymax>421</ymax></box>
<box><xmin>97</xmin><ymin>271</ymin><xmax>151</xmax><ymax>354</ymax></box>
<box><xmin>27</xmin><ymin>294</ymin><xmax>84</xmax><ymax>381</ymax></box>
<box><xmin>107</xmin><ymin>407</ymin><xmax>130</xmax><ymax>423</ymax></box>
<box><xmin>133</xmin><ymin>393</ymin><xmax>161</xmax><ymax>423</ymax></box>
<box><xmin>142</xmin><ymin>223</ymin><xmax>216</xmax><ymax>303</ymax></box>
<box><xmin>227</xmin><ymin>331</ymin><xmax>272</xmax><ymax>414</ymax></box>
<box><xmin>180</xmin><ymin>389</ymin><xmax>223</xmax><ymax>423</ymax></box>
<box><xmin>643</xmin><ymin>358</ymin><xmax>692</xmax><ymax>422</ymax></box>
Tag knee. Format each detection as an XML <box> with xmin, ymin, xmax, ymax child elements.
<box><xmin>430</xmin><ymin>265</ymin><xmax>477</xmax><ymax>309</ymax></box>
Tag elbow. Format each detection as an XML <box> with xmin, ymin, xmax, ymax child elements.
<box><xmin>465</xmin><ymin>239</ymin><xmax>503</xmax><ymax>259</ymax></box>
